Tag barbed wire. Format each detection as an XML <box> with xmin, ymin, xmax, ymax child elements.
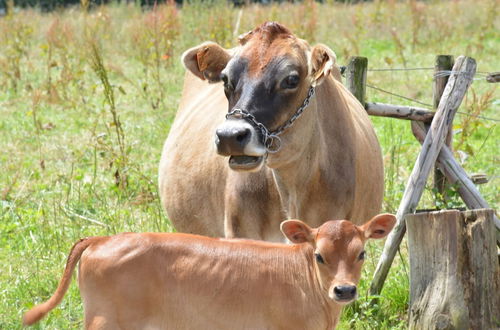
<box><xmin>434</xmin><ymin>70</ymin><xmax>487</xmax><ymax>80</ymax></box>
<box><xmin>456</xmin><ymin>112</ymin><xmax>500</xmax><ymax>122</ymax></box>
<box><xmin>365</xmin><ymin>67</ymin><xmax>496</xmax><ymax>82</ymax></box>
<box><xmin>366</xmin><ymin>84</ymin><xmax>433</xmax><ymax>107</ymax></box>
<box><xmin>341</xmin><ymin>66</ymin><xmax>494</xmax><ymax>80</ymax></box>
<box><xmin>368</xmin><ymin>67</ymin><xmax>434</xmax><ymax>72</ymax></box>
<box><xmin>341</xmin><ymin>64</ymin><xmax>499</xmax><ymax>122</ymax></box>
<box><xmin>367</xmin><ymin>67</ymin><xmax>494</xmax><ymax>75</ymax></box>
<box><xmin>366</xmin><ymin>83</ymin><xmax>500</xmax><ymax>123</ymax></box>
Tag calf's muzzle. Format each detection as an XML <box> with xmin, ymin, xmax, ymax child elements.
<box><xmin>333</xmin><ymin>285</ymin><xmax>357</xmax><ymax>302</ymax></box>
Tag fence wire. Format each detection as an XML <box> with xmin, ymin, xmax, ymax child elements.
<box><xmin>365</xmin><ymin>83</ymin><xmax>500</xmax><ymax>123</ymax></box>
<box><xmin>358</xmin><ymin>67</ymin><xmax>499</xmax><ymax>123</ymax></box>
<box><xmin>366</xmin><ymin>84</ymin><xmax>433</xmax><ymax>107</ymax></box>
<box><xmin>366</xmin><ymin>67</ymin><xmax>495</xmax><ymax>81</ymax></box>
<box><xmin>368</xmin><ymin>67</ymin><xmax>434</xmax><ymax>72</ymax></box>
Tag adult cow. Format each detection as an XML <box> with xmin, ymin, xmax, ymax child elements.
<box><xmin>159</xmin><ymin>22</ymin><xmax>383</xmax><ymax>241</ymax></box>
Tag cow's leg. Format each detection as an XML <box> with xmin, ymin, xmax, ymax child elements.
<box><xmin>85</xmin><ymin>315</ymin><xmax>119</xmax><ymax>330</ymax></box>
<box><xmin>83</xmin><ymin>298</ymin><xmax>121</xmax><ymax>330</ymax></box>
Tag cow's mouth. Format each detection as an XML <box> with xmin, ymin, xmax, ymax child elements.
<box><xmin>228</xmin><ymin>155</ymin><xmax>264</xmax><ymax>171</ymax></box>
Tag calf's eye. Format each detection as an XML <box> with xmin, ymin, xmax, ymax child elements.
<box><xmin>315</xmin><ymin>253</ymin><xmax>325</xmax><ymax>264</ymax></box>
<box><xmin>358</xmin><ymin>251</ymin><xmax>366</xmax><ymax>261</ymax></box>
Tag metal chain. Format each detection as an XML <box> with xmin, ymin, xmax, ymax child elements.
<box><xmin>225</xmin><ymin>86</ymin><xmax>316</xmax><ymax>153</ymax></box>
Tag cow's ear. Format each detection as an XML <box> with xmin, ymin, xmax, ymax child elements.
<box><xmin>182</xmin><ymin>42</ymin><xmax>231</xmax><ymax>83</ymax></box>
<box><xmin>310</xmin><ymin>44</ymin><xmax>337</xmax><ymax>86</ymax></box>
<box><xmin>238</xmin><ymin>30</ymin><xmax>253</xmax><ymax>45</ymax></box>
<box><xmin>281</xmin><ymin>220</ymin><xmax>314</xmax><ymax>244</ymax></box>
<box><xmin>360</xmin><ymin>213</ymin><xmax>396</xmax><ymax>239</ymax></box>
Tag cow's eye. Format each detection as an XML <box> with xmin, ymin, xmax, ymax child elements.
<box><xmin>315</xmin><ymin>253</ymin><xmax>325</xmax><ymax>264</ymax></box>
<box><xmin>281</xmin><ymin>74</ymin><xmax>300</xmax><ymax>89</ymax></box>
<box><xmin>220</xmin><ymin>73</ymin><xmax>231</xmax><ymax>89</ymax></box>
<box><xmin>358</xmin><ymin>251</ymin><xmax>366</xmax><ymax>261</ymax></box>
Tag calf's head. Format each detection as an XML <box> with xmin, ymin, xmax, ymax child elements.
<box><xmin>182</xmin><ymin>22</ymin><xmax>337</xmax><ymax>172</ymax></box>
<box><xmin>281</xmin><ymin>214</ymin><xmax>396</xmax><ymax>304</ymax></box>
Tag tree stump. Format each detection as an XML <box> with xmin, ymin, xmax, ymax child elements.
<box><xmin>406</xmin><ymin>209</ymin><xmax>500</xmax><ymax>329</ymax></box>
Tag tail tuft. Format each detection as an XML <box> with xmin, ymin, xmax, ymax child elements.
<box><xmin>22</xmin><ymin>237</ymin><xmax>95</xmax><ymax>326</ymax></box>
<box><xmin>23</xmin><ymin>304</ymin><xmax>49</xmax><ymax>326</ymax></box>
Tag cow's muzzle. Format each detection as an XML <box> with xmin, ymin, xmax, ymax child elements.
<box><xmin>215</xmin><ymin>119</ymin><xmax>266</xmax><ymax>172</ymax></box>
<box><xmin>215</xmin><ymin>125</ymin><xmax>251</xmax><ymax>156</ymax></box>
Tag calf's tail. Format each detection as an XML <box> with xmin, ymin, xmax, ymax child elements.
<box><xmin>23</xmin><ymin>237</ymin><xmax>95</xmax><ymax>326</ymax></box>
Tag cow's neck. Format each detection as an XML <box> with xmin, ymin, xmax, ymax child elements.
<box><xmin>271</xmin><ymin>149</ymin><xmax>321</xmax><ymax>220</ymax></box>
<box><xmin>266</xmin><ymin>90</ymin><xmax>321</xmax><ymax>219</ymax></box>
<box><xmin>268</xmin><ymin>78</ymin><xmax>355</xmax><ymax>223</ymax></box>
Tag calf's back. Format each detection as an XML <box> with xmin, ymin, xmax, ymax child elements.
<box><xmin>79</xmin><ymin>233</ymin><xmax>332</xmax><ymax>330</ymax></box>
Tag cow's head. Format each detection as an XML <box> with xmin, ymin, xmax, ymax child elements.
<box><xmin>281</xmin><ymin>214</ymin><xmax>396</xmax><ymax>304</ymax></box>
<box><xmin>182</xmin><ymin>22</ymin><xmax>336</xmax><ymax>172</ymax></box>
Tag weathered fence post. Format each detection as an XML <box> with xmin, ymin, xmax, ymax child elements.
<box><xmin>411</xmin><ymin>121</ymin><xmax>500</xmax><ymax>244</ymax></box>
<box><xmin>346</xmin><ymin>56</ymin><xmax>367</xmax><ymax>106</ymax></box>
<box><xmin>406</xmin><ymin>209</ymin><xmax>500</xmax><ymax>329</ymax></box>
<box><xmin>364</xmin><ymin>102</ymin><xmax>435</xmax><ymax>122</ymax></box>
<box><xmin>433</xmin><ymin>55</ymin><xmax>454</xmax><ymax>201</ymax></box>
<box><xmin>369</xmin><ymin>56</ymin><xmax>476</xmax><ymax>296</ymax></box>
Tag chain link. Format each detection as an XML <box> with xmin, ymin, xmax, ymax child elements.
<box><xmin>225</xmin><ymin>86</ymin><xmax>316</xmax><ymax>153</ymax></box>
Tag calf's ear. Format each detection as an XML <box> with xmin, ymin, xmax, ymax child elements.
<box><xmin>281</xmin><ymin>220</ymin><xmax>314</xmax><ymax>244</ymax></box>
<box><xmin>361</xmin><ymin>213</ymin><xmax>396</xmax><ymax>239</ymax></box>
<box><xmin>310</xmin><ymin>44</ymin><xmax>337</xmax><ymax>86</ymax></box>
<box><xmin>182</xmin><ymin>42</ymin><xmax>231</xmax><ymax>83</ymax></box>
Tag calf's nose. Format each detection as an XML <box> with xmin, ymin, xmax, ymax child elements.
<box><xmin>215</xmin><ymin>126</ymin><xmax>251</xmax><ymax>156</ymax></box>
<box><xmin>333</xmin><ymin>285</ymin><xmax>357</xmax><ymax>300</ymax></box>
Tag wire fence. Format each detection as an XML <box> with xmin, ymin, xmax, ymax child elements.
<box><xmin>368</xmin><ymin>67</ymin><xmax>434</xmax><ymax>72</ymax></box>
<box><xmin>365</xmin><ymin>83</ymin><xmax>500</xmax><ymax>123</ymax></box>
<box><xmin>340</xmin><ymin>65</ymin><xmax>500</xmax><ymax>123</ymax></box>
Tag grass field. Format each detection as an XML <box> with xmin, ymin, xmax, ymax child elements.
<box><xmin>1</xmin><ymin>0</ymin><xmax>498</xmax><ymax>328</ymax></box>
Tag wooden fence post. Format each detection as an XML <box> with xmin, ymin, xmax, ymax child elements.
<box><xmin>411</xmin><ymin>121</ymin><xmax>500</xmax><ymax>244</ymax></box>
<box><xmin>369</xmin><ymin>56</ymin><xmax>476</xmax><ymax>296</ymax></box>
<box><xmin>433</xmin><ymin>55</ymin><xmax>454</xmax><ymax>201</ymax></box>
<box><xmin>406</xmin><ymin>209</ymin><xmax>500</xmax><ymax>329</ymax></box>
<box><xmin>346</xmin><ymin>56</ymin><xmax>368</xmax><ymax>106</ymax></box>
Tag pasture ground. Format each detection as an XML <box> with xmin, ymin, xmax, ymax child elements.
<box><xmin>1</xmin><ymin>0</ymin><xmax>498</xmax><ymax>328</ymax></box>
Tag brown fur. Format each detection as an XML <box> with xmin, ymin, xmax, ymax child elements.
<box><xmin>159</xmin><ymin>22</ymin><xmax>384</xmax><ymax>240</ymax></box>
<box><xmin>242</xmin><ymin>22</ymin><xmax>294</xmax><ymax>76</ymax></box>
<box><xmin>23</xmin><ymin>214</ymin><xmax>396</xmax><ymax>329</ymax></box>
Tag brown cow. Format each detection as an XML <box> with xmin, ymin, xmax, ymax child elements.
<box><xmin>23</xmin><ymin>213</ymin><xmax>396</xmax><ymax>329</ymax></box>
<box><xmin>159</xmin><ymin>22</ymin><xmax>384</xmax><ymax>240</ymax></box>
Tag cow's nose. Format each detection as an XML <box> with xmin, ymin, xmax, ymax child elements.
<box><xmin>333</xmin><ymin>285</ymin><xmax>357</xmax><ymax>300</ymax></box>
<box><xmin>215</xmin><ymin>126</ymin><xmax>251</xmax><ymax>156</ymax></box>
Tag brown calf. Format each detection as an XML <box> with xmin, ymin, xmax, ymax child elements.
<box><xmin>24</xmin><ymin>214</ymin><xmax>395</xmax><ymax>329</ymax></box>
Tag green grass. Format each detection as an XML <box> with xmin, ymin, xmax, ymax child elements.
<box><xmin>1</xmin><ymin>0</ymin><xmax>498</xmax><ymax>328</ymax></box>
